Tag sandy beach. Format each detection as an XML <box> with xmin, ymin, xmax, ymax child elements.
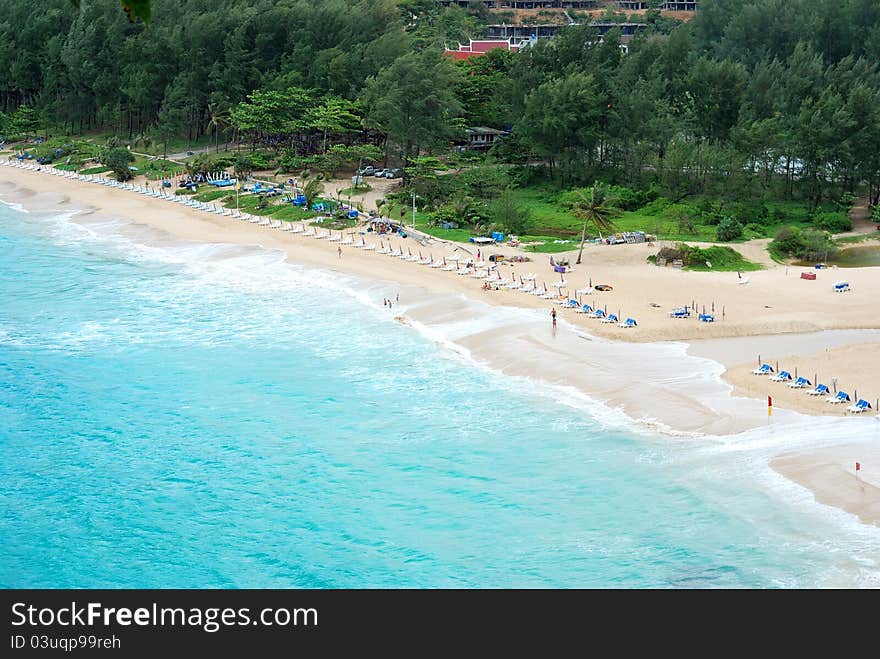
<box><xmin>3</xmin><ymin>161</ymin><xmax>880</xmax><ymax>526</ymax></box>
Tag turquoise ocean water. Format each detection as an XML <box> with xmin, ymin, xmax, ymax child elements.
<box><xmin>1</xmin><ymin>201</ymin><xmax>879</xmax><ymax>588</ymax></box>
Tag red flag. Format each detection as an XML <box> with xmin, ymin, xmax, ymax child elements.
<box><xmin>856</xmin><ymin>462</ymin><xmax>861</xmax><ymax>472</ymax></box>
<box><xmin>768</xmin><ymin>396</ymin><xmax>772</xmax><ymax>407</ymax></box>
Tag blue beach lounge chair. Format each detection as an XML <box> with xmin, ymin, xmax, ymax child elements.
<box><xmin>601</xmin><ymin>313</ymin><xmax>619</xmax><ymax>324</ymax></box>
<box><xmin>592</xmin><ymin>308</ymin><xmax>605</xmax><ymax>319</ymax></box>
<box><xmin>751</xmin><ymin>363</ymin><xmax>774</xmax><ymax>375</ymax></box>
<box><xmin>826</xmin><ymin>391</ymin><xmax>851</xmax><ymax>404</ymax></box>
<box><xmin>807</xmin><ymin>383</ymin><xmax>829</xmax><ymax>396</ymax></box>
<box><xmin>618</xmin><ymin>317</ymin><xmax>637</xmax><ymax>328</ymax></box>
<box><xmin>787</xmin><ymin>376</ymin><xmax>812</xmax><ymax>389</ymax></box>
<box><xmin>575</xmin><ymin>304</ymin><xmax>593</xmax><ymax>314</ymax></box>
<box><xmin>698</xmin><ymin>313</ymin><xmax>715</xmax><ymax>323</ymax></box>
<box><xmin>848</xmin><ymin>399</ymin><xmax>872</xmax><ymax>414</ymax></box>
<box><xmin>769</xmin><ymin>370</ymin><xmax>793</xmax><ymax>382</ymax></box>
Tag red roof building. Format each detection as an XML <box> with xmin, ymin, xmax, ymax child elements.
<box><xmin>443</xmin><ymin>38</ymin><xmax>531</xmax><ymax>61</ymax></box>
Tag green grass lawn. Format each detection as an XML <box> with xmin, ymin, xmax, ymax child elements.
<box><xmin>509</xmin><ymin>188</ymin><xmax>580</xmax><ymax>237</ymax></box>
<box><xmin>225</xmin><ymin>193</ymin><xmax>320</xmax><ymax>221</ymax></box>
<box><xmin>523</xmin><ymin>237</ymin><xmax>579</xmax><ymax>253</ymax></box>
<box><xmin>194</xmin><ymin>189</ymin><xmax>233</xmax><ymax>203</ymax></box>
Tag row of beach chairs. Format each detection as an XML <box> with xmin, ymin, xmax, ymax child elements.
<box><xmin>8</xmin><ymin>159</ymin><xmax>642</xmax><ymax>329</ymax></box>
<box><xmin>751</xmin><ymin>363</ymin><xmax>873</xmax><ymax>413</ymax></box>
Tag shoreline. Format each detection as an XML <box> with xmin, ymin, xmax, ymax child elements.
<box><xmin>3</xmin><ymin>162</ymin><xmax>880</xmax><ymax>527</ymax></box>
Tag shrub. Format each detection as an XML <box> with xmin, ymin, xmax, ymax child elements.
<box><xmin>655</xmin><ymin>244</ymin><xmax>758</xmax><ymax>270</ymax></box>
<box><xmin>726</xmin><ymin>200</ymin><xmax>768</xmax><ymax>225</ymax></box>
<box><xmin>769</xmin><ymin>226</ymin><xmax>836</xmax><ymax>261</ymax></box>
<box><xmin>699</xmin><ymin>204</ymin><xmax>725</xmax><ymax>225</ymax></box>
<box><xmin>605</xmin><ymin>185</ymin><xmax>656</xmax><ymax>211</ymax></box>
<box><xmin>248</xmin><ymin>152</ymin><xmax>270</xmax><ymax>170</ymax></box>
<box><xmin>716</xmin><ymin>217</ymin><xmax>743</xmax><ymax>241</ymax></box>
<box><xmin>102</xmin><ymin>147</ymin><xmax>135</xmax><ymax>182</ymax></box>
<box><xmin>813</xmin><ymin>211</ymin><xmax>852</xmax><ymax>233</ymax></box>
<box><xmin>491</xmin><ymin>190</ymin><xmax>533</xmax><ymax>235</ymax></box>
<box><xmin>639</xmin><ymin>197</ymin><xmax>672</xmax><ymax>216</ymax></box>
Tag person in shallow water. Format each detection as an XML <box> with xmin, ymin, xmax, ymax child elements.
<box><xmin>551</xmin><ymin>307</ymin><xmax>557</xmax><ymax>327</ymax></box>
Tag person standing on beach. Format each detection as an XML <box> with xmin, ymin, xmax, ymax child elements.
<box><xmin>338</xmin><ymin>245</ymin><xmax>342</xmax><ymax>259</ymax></box>
<box><xmin>551</xmin><ymin>307</ymin><xmax>557</xmax><ymax>327</ymax></box>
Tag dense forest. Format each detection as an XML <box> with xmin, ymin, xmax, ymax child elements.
<box><xmin>1</xmin><ymin>0</ymin><xmax>880</xmax><ymax>212</ymax></box>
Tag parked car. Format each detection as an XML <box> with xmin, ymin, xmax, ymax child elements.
<box><xmin>373</xmin><ymin>168</ymin><xmax>387</xmax><ymax>177</ymax></box>
<box><xmin>384</xmin><ymin>168</ymin><xmax>402</xmax><ymax>179</ymax></box>
<box><xmin>358</xmin><ymin>166</ymin><xmax>375</xmax><ymax>176</ymax></box>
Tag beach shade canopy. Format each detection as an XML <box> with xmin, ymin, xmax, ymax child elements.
<box><xmin>554</xmin><ymin>280</ymin><xmax>567</xmax><ymax>287</ymax></box>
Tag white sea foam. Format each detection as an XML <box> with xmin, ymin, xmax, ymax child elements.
<box><xmin>0</xmin><ymin>198</ymin><xmax>29</xmax><ymax>213</ymax></box>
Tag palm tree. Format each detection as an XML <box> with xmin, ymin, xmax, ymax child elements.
<box><xmin>572</xmin><ymin>182</ymin><xmax>619</xmax><ymax>265</ymax></box>
<box><xmin>205</xmin><ymin>102</ymin><xmax>231</xmax><ymax>153</ymax></box>
<box><xmin>303</xmin><ymin>175</ymin><xmax>326</xmax><ymax>211</ymax></box>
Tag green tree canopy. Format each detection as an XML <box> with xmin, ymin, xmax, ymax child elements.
<box><xmin>363</xmin><ymin>49</ymin><xmax>463</xmax><ymax>164</ymax></box>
